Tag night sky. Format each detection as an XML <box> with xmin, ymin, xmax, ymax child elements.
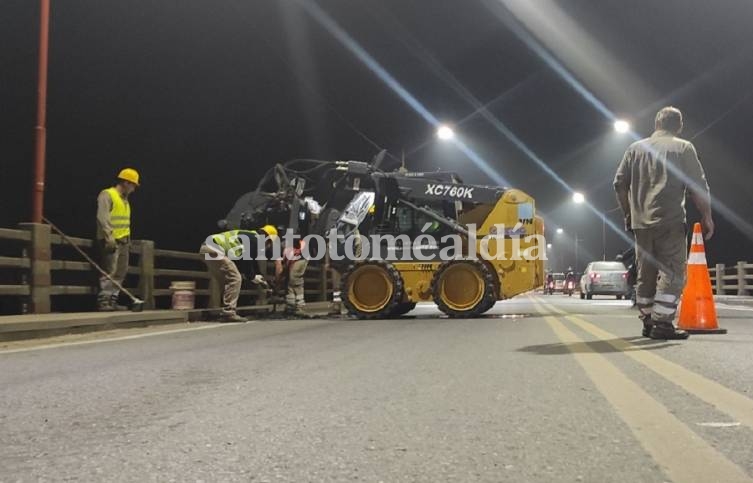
<box><xmin>2</xmin><ymin>0</ymin><xmax>753</xmax><ymax>268</ymax></box>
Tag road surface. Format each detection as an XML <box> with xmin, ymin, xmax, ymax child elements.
<box><xmin>2</xmin><ymin>295</ymin><xmax>752</xmax><ymax>482</ymax></box>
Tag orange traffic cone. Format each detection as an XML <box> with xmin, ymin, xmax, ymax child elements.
<box><xmin>677</xmin><ymin>223</ymin><xmax>727</xmax><ymax>334</ymax></box>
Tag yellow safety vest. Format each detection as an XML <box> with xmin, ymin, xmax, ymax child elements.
<box><xmin>106</xmin><ymin>187</ymin><xmax>131</xmax><ymax>240</ymax></box>
<box><xmin>211</xmin><ymin>230</ymin><xmax>257</xmax><ymax>258</ymax></box>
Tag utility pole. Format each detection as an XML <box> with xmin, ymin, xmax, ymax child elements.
<box><xmin>574</xmin><ymin>232</ymin><xmax>585</xmax><ymax>272</ymax></box>
<box><xmin>602</xmin><ymin>206</ymin><xmax>623</xmax><ymax>262</ymax></box>
<box><xmin>32</xmin><ymin>0</ymin><xmax>51</xmax><ymax>223</ymax></box>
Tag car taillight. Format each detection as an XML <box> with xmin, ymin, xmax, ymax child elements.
<box><xmin>622</xmin><ymin>272</ymin><xmax>628</xmax><ymax>279</ymax></box>
<box><xmin>590</xmin><ymin>273</ymin><xmax>600</xmax><ymax>280</ymax></box>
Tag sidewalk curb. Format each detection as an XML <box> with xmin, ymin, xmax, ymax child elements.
<box><xmin>714</xmin><ymin>295</ymin><xmax>753</xmax><ymax>307</ymax></box>
<box><xmin>0</xmin><ymin>301</ymin><xmax>333</xmax><ymax>342</ymax></box>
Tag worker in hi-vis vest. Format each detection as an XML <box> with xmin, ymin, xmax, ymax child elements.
<box><xmin>96</xmin><ymin>168</ymin><xmax>140</xmax><ymax>311</ymax></box>
<box><xmin>200</xmin><ymin>225</ymin><xmax>279</xmax><ymax>323</ymax></box>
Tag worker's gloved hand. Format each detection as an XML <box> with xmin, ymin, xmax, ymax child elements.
<box><xmin>624</xmin><ymin>215</ymin><xmax>633</xmax><ymax>233</ymax></box>
<box><xmin>104</xmin><ymin>236</ymin><xmax>117</xmax><ymax>253</ymax></box>
<box><xmin>251</xmin><ymin>274</ymin><xmax>269</xmax><ymax>287</ymax></box>
<box><xmin>701</xmin><ymin>215</ymin><xmax>715</xmax><ymax>240</ymax></box>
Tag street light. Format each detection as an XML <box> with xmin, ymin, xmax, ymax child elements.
<box><xmin>436</xmin><ymin>125</ymin><xmax>455</xmax><ymax>141</ymax></box>
<box><xmin>556</xmin><ymin>228</ymin><xmax>564</xmax><ymax>235</ymax></box>
<box><xmin>572</xmin><ymin>192</ymin><xmax>585</xmax><ymax>204</ymax></box>
<box><xmin>614</xmin><ymin>119</ymin><xmax>630</xmax><ymax>133</ymax></box>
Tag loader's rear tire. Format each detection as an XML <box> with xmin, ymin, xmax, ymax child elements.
<box><xmin>390</xmin><ymin>301</ymin><xmax>417</xmax><ymax>317</ymax></box>
<box><xmin>342</xmin><ymin>261</ymin><xmax>403</xmax><ymax>319</ymax></box>
<box><xmin>432</xmin><ymin>259</ymin><xmax>496</xmax><ymax>318</ymax></box>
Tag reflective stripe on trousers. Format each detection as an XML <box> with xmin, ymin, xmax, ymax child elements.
<box><xmin>652</xmin><ymin>293</ymin><xmax>679</xmax><ymax>323</ymax></box>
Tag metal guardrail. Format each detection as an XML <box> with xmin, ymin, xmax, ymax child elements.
<box><xmin>708</xmin><ymin>262</ymin><xmax>752</xmax><ymax>296</ymax></box>
<box><xmin>0</xmin><ymin>223</ymin><xmax>334</xmax><ymax>314</ymax></box>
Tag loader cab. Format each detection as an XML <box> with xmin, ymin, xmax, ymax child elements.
<box><xmin>376</xmin><ymin>200</ymin><xmax>456</xmax><ymax>239</ymax></box>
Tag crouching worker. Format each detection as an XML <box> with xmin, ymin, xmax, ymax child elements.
<box><xmin>275</xmin><ymin>238</ymin><xmax>309</xmax><ymax>317</ymax></box>
<box><xmin>200</xmin><ymin>225</ymin><xmax>279</xmax><ymax>322</ymax></box>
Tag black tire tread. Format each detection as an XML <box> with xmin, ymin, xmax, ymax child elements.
<box><xmin>432</xmin><ymin>259</ymin><xmax>496</xmax><ymax>318</ymax></box>
<box><xmin>341</xmin><ymin>260</ymin><xmax>404</xmax><ymax>320</ymax></box>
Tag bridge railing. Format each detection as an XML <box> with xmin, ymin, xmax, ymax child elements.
<box><xmin>0</xmin><ymin>223</ymin><xmax>334</xmax><ymax>314</ymax></box>
<box><xmin>709</xmin><ymin>262</ymin><xmax>752</xmax><ymax>296</ymax></box>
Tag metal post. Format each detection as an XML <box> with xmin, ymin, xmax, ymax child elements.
<box><xmin>137</xmin><ymin>240</ymin><xmax>155</xmax><ymax>309</ymax></box>
<box><xmin>319</xmin><ymin>254</ymin><xmax>329</xmax><ymax>302</ymax></box>
<box><xmin>19</xmin><ymin>223</ymin><xmax>52</xmax><ymax>313</ymax></box>
<box><xmin>574</xmin><ymin>231</ymin><xmax>579</xmax><ymax>271</ymax></box>
<box><xmin>737</xmin><ymin>261</ymin><xmax>747</xmax><ymax>296</ymax></box>
<box><xmin>257</xmin><ymin>260</ymin><xmax>268</xmax><ymax>305</ymax></box>
<box><xmin>602</xmin><ymin>215</ymin><xmax>606</xmax><ymax>261</ymax></box>
<box><xmin>715</xmin><ymin>263</ymin><xmax>725</xmax><ymax>295</ymax></box>
<box><xmin>32</xmin><ymin>0</ymin><xmax>51</xmax><ymax>224</ymax></box>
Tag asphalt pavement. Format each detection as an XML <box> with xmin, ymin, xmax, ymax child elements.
<box><xmin>1</xmin><ymin>295</ymin><xmax>752</xmax><ymax>482</ymax></box>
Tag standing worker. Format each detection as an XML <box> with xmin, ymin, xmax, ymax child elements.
<box><xmin>200</xmin><ymin>225</ymin><xmax>278</xmax><ymax>322</ymax></box>
<box><xmin>96</xmin><ymin>168</ymin><xmax>140</xmax><ymax>311</ymax></box>
<box><xmin>275</xmin><ymin>238</ymin><xmax>309</xmax><ymax>317</ymax></box>
<box><xmin>614</xmin><ymin>106</ymin><xmax>713</xmax><ymax>340</ymax></box>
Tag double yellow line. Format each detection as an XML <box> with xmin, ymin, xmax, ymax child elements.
<box><xmin>531</xmin><ymin>296</ymin><xmax>753</xmax><ymax>483</ymax></box>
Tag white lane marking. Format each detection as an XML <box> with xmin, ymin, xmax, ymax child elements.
<box><xmin>0</xmin><ymin>323</ymin><xmax>235</xmax><ymax>355</ymax></box>
<box><xmin>697</xmin><ymin>422</ymin><xmax>742</xmax><ymax>428</ymax></box>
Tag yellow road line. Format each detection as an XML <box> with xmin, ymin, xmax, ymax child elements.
<box><xmin>534</xmin><ymin>296</ymin><xmax>753</xmax><ymax>431</ymax></box>
<box><xmin>534</xmin><ymin>304</ymin><xmax>752</xmax><ymax>482</ymax></box>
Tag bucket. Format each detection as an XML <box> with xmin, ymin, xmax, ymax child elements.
<box><xmin>170</xmin><ymin>281</ymin><xmax>196</xmax><ymax>310</ymax></box>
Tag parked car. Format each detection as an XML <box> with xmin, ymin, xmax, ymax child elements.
<box><xmin>552</xmin><ymin>273</ymin><xmax>565</xmax><ymax>292</ymax></box>
<box><xmin>579</xmin><ymin>261</ymin><xmax>630</xmax><ymax>299</ymax></box>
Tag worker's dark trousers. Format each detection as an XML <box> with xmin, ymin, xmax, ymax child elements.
<box><xmin>634</xmin><ymin>224</ymin><xmax>687</xmax><ymax>324</ymax></box>
<box><xmin>97</xmin><ymin>239</ymin><xmax>130</xmax><ymax>309</ymax></box>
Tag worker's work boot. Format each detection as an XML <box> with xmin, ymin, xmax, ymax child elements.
<box><xmin>639</xmin><ymin>313</ymin><xmax>654</xmax><ymax>338</ymax></box>
<box><xmin>109</xmin><ymin>293</ymin><xmax>129</xmax><ymax>311</ymax></box>
<box><xmin>219</xmin><ymin>313</ymin><xmax>248</xmax><ymax>323</ymax></box>
<box><xmin>285</xmin><ymin>307</ymin><xmax>311</xmax><ymax>319</ymax></box>
<box><xmin>328</xmin><ymin>301</ymin><xmax>344</xmax><ymax>316</ymax></box>
<box><xmin>649</xmin><ymin>323</ymin><xmax>689</xmax><ymax>340</ymax></box>
<box><xmin>97</xmin><ymin>303</ymin><xmax>115</xmax><ymax>312</ymax></box>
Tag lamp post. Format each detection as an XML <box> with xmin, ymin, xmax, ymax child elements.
<box><xmin>571</xmin><ymin>192</ymin><xmax>585</xmax><ymax>271</ymax></box>
<box><xmin>32</xmin><ymin>0</ymin><xmax>51</xmax><ymax>223</ymax></box>
<box><xmin>601</xmin><ymin>206</ymin><xmax>623</xmax><ymax>261</ymax></box>
<box><xmin>574</xmin><ymin>231</ymin><xmax>584</xmax><ymax>271</ymax></box>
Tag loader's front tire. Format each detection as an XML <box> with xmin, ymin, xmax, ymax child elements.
<box><xmin>342</xmin><ymin>261</ymin><xmax>403</xmax><ymax>319</ymax></box>
<box><xmin>432</xmin><ymin>259</ymin><xmax>496</xmax><ymax>318</ymax></box>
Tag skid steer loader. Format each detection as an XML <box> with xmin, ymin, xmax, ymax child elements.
<box><xmin>220</xmin><ymin>151</ymin><xmax>545</xmax><ymax>318</ymax></box>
